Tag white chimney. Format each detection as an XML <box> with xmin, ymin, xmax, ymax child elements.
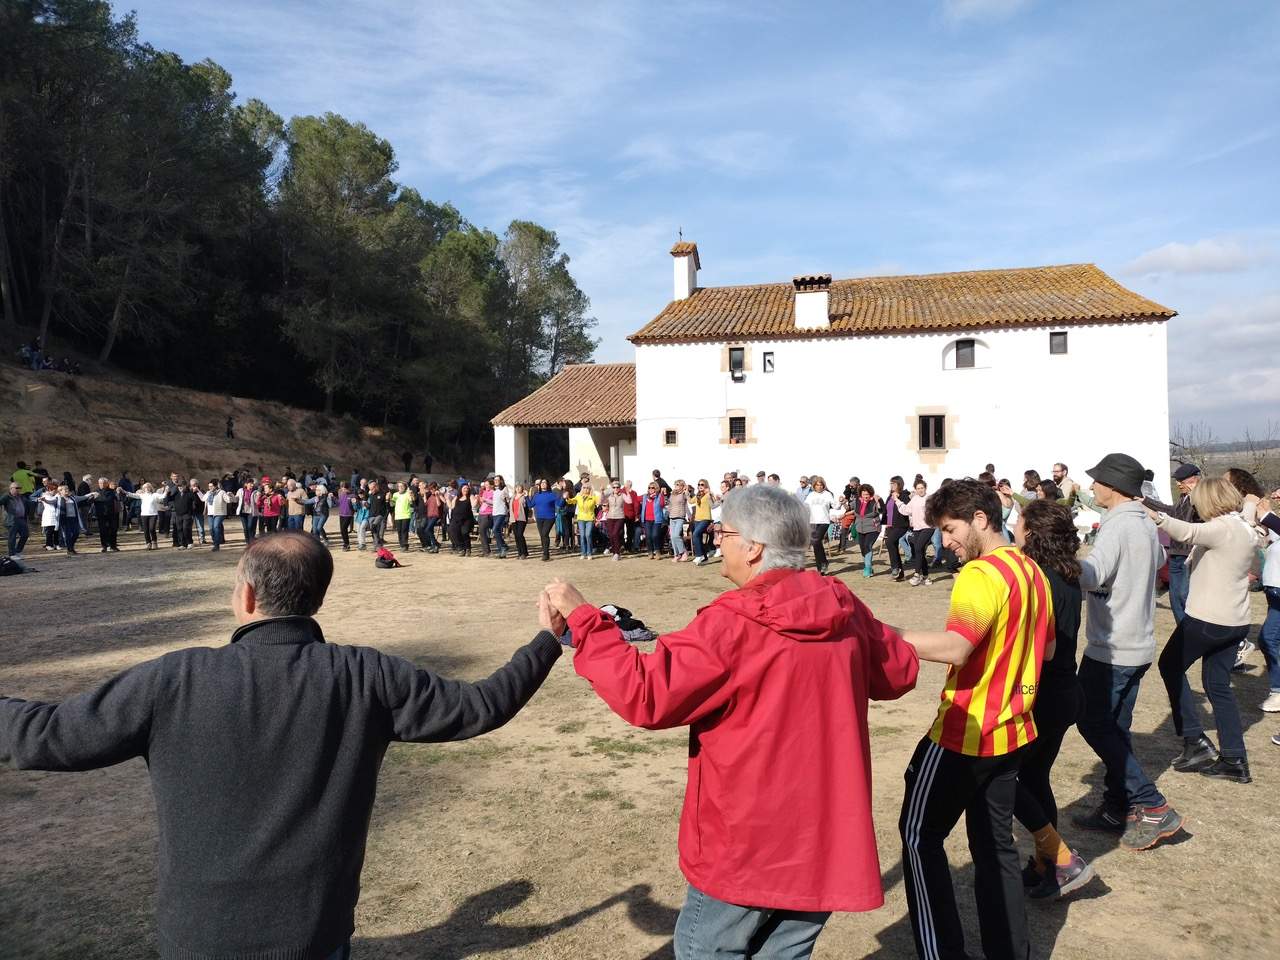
<box><xmin>671</xmin><ymin>241</ymin><xmax>700</xmax><ymax>300</ymax></box>
<box><xmin>793</xmin><ymin>274</ymin><xmax>832</xmax><ymax>330</ymax></box>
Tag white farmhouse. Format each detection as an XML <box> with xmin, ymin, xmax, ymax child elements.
<box><xmin>494</xmin><ymin>241</ymin><xmax>1176</xmax><ymax>497</ymax></box>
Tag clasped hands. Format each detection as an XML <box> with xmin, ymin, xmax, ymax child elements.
<box><xmin>537</xmin><ymin>578</ymin><xmax>589</xmax><ymax>642</ymax></box>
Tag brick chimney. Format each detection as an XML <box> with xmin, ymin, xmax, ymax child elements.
<box><xmin>671</xmin><ymin>241</ymin><xmax>700</xmax><ymax>300</ymax></box>
<box><xmin>793</xmin><ymin>274</ymin><xmax>832</xmax><ymax>330</ymax></box>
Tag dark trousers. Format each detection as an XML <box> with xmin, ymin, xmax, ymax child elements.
<box><xmin>396</xmin><ymin>517</ymin><xmax>411</xmax><ymax>549</ymax></box>
<box><xmin>370</xmin><ymin>516</ymin><xmax>386</xmax><ymax>547</ymax></box>
<box><xmin>1159</xmin><ymin>616</ymin><xmax>1249</xmax><ymax>759</ymax></box>
<box><xmin>59</xmin><ymin>516</ymin><xmax>79</xmax><ymax>552</ymax></box>
<box><xmin>1077</xmin><ymin>656</ymin><xmax>1164</xmax><ymax>812</ymax></box>
<box><xmin>858</xmin><ymin>531</ymin><xmax>877</xmax><ymax>557</ymax></box>
<box><xmin>910</xmin><ymin>528</ymin><xmax>934</xmax><ymax>576</ymax></box>
<box><xmin>44</xmin><ymin>525</ymin><xmax>58</xmax><ymax>548</ymax></box>
<box><xmin>422</xmin><ymin>516</ymin><xmax>440</xmax><ymax>550</ymax></box>
<box><xmin>1167</xmin><ymin>554</ymin><xmax>1190</xmax><ymax>624</ymax></box>
<box><xmin>141</xmin><ymin>515</ymin><xmax>159</xmax><ymax>546</ymax></box>
<box><xmin>606</xmin><ymin>518</ymin><xmax>624</xmax><ymax>556</ymax></box>
<box><xmin>158</xmin><ymin>511</ymin><xmax>171</xmax><ymax>534</ymax></box>
<box><xmin>900</xmin><ymin>737</ymin><xmax>1029</xmax><ymax>960</ymax></box>
<box><xmin>537</xmin><ymin>518</ymin><xmax>554</xmax><ymax>559</ymax></box>
<box><xmin>1013</xmin><ymin>682</ymin><xmax>1081</xmax><ymax>832</ymax></box>
<box><xmin>478</xmin><ymin>514</ymin><xmax>493</xmax><ymax>555</ymax></box>
<box><xmin>98</xmin><ymin>516</ymin><xmax>118</xmax><ymax>550</ymax></box>
<box><xmin>7</xmin><ymin>517</ymin><xmax>29</xmax><ymax>555</ymax></box>
<box><xmin>339</xmin><ymin>515</ymin><xmax>353</xmax><ymax>549</ymax></box>
<box><xmin>513</xmin><ymin>520</ymin><xmax>528</xmax><ymax>557</ymax></box>
<box><xmin>624</xmin><ymin>518</ymin><xmax>638</xmax><ymax>551</ymax></box>
<box><xmin>810</xmin><ymin>523</ymin><xmax>828</xmax><ymax>570</ymax></box>
<box><xmin>173</xmin><ymin>515</ymin><xmax>193</xmax><ymax>547</ymax></box>
<box><xmin>241</xmin><ymin>514</ymin><xmax>256</xmax><ymax>544</ymax></box>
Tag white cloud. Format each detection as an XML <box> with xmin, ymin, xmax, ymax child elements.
<box><xmin>616</xmin><ymin>130</ymin><xmax>787</xmax><ymax>180</ymax></box>
<box><xmin>942</xmin><ymin>0</ymin><xmax>1033</xmax><ymax>22</ymax></box>
<box><xmin>1122</xmin><ymin>237</ymin><xmax>1274</xmax><ymax>276</ymax></box>
<box><xmin>1167</xmin><ymin>293</ymin><xmax>1280</xmax><ymax>426</ymax></box>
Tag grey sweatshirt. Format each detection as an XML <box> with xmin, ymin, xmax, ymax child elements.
<box><xmin>1078</xmin><ymin>500</ymin><xmax>1164</xmax><ymax>667</ymax></box>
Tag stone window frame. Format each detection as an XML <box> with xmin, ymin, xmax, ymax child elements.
<box><xmin>906</xmin><ymin>405</ymin><xmax>955</xmax><ymax>468</ymax></box>
<box><xmin>663</xmin><ymin>428</ymin><xmax>679</xmax><ymax>447</ymax></box>
<box><xmin>720</xmin><ymin>408</ymin><xmax>757</xmax><ymax>446</ymax></box>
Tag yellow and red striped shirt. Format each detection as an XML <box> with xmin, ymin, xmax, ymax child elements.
<box><xmin>928</xmin><ymin>545</ymin><xmax>1053</xmax><ymax>757</ymax></box>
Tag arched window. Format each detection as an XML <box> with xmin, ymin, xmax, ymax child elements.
<box><xmin>943</xmin><ymin>337</ymin><xmax>989</xmax><ymax>370</ymax></box>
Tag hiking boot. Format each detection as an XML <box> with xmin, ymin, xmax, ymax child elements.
<box><xmin>1121</xmin><ymin>804</ymin><xmax>1183</xmax><ymax>851</ymax></box>
<box><xmin>1071</xmin><ymin>803</ymin><xmax>1126</xmax><ymax>834</ymax></box>
<box><xmin>1021</xmin><ymin>854</ymin><xmax>1048</xmax><ymax>889</ymax></box>
<box><xmin>1200</xmin><ymin>756</ymin><xmax>1251</xmax><ymax>784</ymax></box>
<box><xmin>1029</xmin><ymin>851</ymin><xmax>1096</xmax><ymax>900</ymax></box>
<box><xmin>1172</xmin><ymin>734</ymin><xmax>1218</xmax><ymax>772</ymax></box>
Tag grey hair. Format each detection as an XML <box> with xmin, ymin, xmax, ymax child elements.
<box><xmin>720</xmin><ymin>484</ymin><xmax>809</xmax><ymax>572</ymax></box>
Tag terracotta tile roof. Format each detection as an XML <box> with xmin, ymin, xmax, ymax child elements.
<box><xmin>670</xmin><ymin>241</ymin><xmax>701</xmax><ymax>269</ymax></box>
<box><xmin>629</xmin><ymin>263</ymin><xmax>1175</xmax><ymax>344</ymax></box>
<box><xmin>491</xmin><ymin>363</ymin><xmax>635</xmax><ymax>428</ymax></box>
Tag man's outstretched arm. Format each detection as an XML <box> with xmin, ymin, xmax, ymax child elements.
<box><xmin>0</xmin><ymin>659</ymin><xmax>164</xmax><ymax>770</ymax></box>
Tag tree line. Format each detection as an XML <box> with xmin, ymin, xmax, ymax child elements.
<box><xmin>0</xmin><ymin>0</ymin><xmax>597</xmax><ymax>464</ymax></box>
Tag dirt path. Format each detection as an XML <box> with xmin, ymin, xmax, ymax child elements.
<box><xmin>1</xmin><ymin>530</ymin><xmax>1275</xmax><ymax>959</ymax></box>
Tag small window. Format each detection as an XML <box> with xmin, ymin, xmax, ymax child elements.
<box><xmin>729</xmin><ymin>346</ymin><xmax>745</xmax><ymax>381</ymax></box>
<box><xmin>954</xmin><ymin>338</ymin><xmax>975</xmax><ymax>369</ymax></box>
<box><xmin>762</xmin><ymin>351</ymin><xmax>775</xmax><ymax>373</ymax></box>
<box><xmin>663</xmin><ymin>429</ymin><xmax>678</xmax><ymax>446</ymax></box>
<box><xmin>729</xmin><ymin>416</ymin><xmax>747</xmax><ymax>443</ymax></box>
<box><xmin>919</xmin><ymin>415</ymin><xmax>946</xmax><ymax>451</ymax></box>
<box><xmin>1050</xmin><ymin>331</ymin><xmax>1068</xmax><ymax>355</ymax></box>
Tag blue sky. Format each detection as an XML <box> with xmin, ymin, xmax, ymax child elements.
<box><xmin>127</xmin><ymin>0</ymin><xmax>1280</xmax><ymax>438</ymax></box>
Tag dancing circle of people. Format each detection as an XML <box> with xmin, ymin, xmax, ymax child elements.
<box><xmin>2</xmin><ymin>451</ymin><xmax>1278</xmax><ymax>960</ymax></box>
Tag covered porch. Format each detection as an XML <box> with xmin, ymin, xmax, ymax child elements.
<box><xmin>490</xmin><ymin>363</ymin><xmax>636</xmax><ymax>487</ymax></box>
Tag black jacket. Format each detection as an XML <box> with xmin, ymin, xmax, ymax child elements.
<box><xmin>0</xmin><ymin>617</ymin><xmax>561</xmax><ymax>960</ymax></box>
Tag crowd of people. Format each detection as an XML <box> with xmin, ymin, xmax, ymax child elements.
<box><xmin>2</xmin><ymin>449</ymin><xmax>1278</xmax><ymax>960</ymax></box>
<box><xmin>16</xmin><ymin>337</ymin><xmax>83</xmax><ymax>376</ymax></box>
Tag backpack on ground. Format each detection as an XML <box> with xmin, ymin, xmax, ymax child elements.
<box><xmin>374</xmin><ymin>546</ymin><xmax>402</xmax><ymax>569</ymax></box>
<box><xmin>0</xmin><ymin>556</ymin><xmax>27</xmax><ymax>576</ymax></box>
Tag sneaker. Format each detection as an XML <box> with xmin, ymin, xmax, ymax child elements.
<box><xmin>1234</xmin><ymin>639</ymin><xmax>1257</xmax><ymax>672</ymax></box>
<box><xmin>1071</xmin><ymin>803</ymin><xmax>1126</xmax><ymax>834</ymax></box>
<box><xmin>909</xmin><ymin>575</ymin><xmax>922</xmax><ymax>586</ymax></box>
<box><xmin>612</xmin><ymin>553</ymin><xmax>621</xmax><ymax>562</ymax></box>
<box><xmin>1121</xmin><ymin>804</ymin><xmax>1183</xmax><ymax>851</ymax></box>
<box><xmin>1021</xmin><ymin>854</ymin><xmax>1048</xmax><ymax>889</ymax></box>
<box><xmin>921</xmin><ymin>577</ymin><xmax>933</xmax><ymax>587</ymax></box>
<box><xmin>1029</xmin><ymin>851</ymin><xmax>1096</xmax><ymax>900</ymax></box>
<box><xmin>1172</xmin><ymin>734</ymin><xmax>1218</xmax><ymax>772</ymax></box>
<box><xmin>1272</xmin><ymin>731</ymin><xmax>1280</xmax><ymax>747</ymax></box>
<box><xmin>893</xmin><ymin>570</ymin><xmax>905</xmax><ymax>582</ymax></box>
<box><xmin>714</xmin><ymin>548</ymin><xmax>722</xmax><ymax>558</ymax></box>
<box><xmin>101</xmin><ymin>547</ymin><xmax>108</xmax><ymax>553</ymax></box>
<box><xmin>1199</xmin><ymin>756</ymin><xmax>1251</xmax><ymax>784</ymax></box>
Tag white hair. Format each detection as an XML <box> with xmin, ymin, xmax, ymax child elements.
<box><xmin>720</xmin><ymin>484</ymin><xmax>809</xmax><ymax>572</ymax></box>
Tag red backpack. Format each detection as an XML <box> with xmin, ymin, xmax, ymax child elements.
<box><xmin>374</xmin><ymin>546</ymin><xmax>402</xmax><ymax>568</ymax></box>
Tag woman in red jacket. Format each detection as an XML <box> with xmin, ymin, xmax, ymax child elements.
<box><xmin>542</xmin><ymin>483</ymin><xmax>919</xmax><ymax>959</ymax></box>
<box><xmin>257</xmin><ymin>481</ymin><xmax>284</xmax><ymax>534</ymax></box>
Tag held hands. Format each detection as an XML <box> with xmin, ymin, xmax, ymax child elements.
<box><xmin>537</xmin><ymin>591</ymin><xmax>567</xmax><ymax>637</ymax></box>
<box><xmin>543</xmin><ymin>578</ymin><xmax>588</xmax><ymax>619</ymax></box>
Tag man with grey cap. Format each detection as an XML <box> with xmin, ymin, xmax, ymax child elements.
<box><xmin>1072</xmin><ymin>453</ymin><xmax>1183</xmax><ymax>851</ymax></box>
<box><xmin>1143</xmin><ymin>462</ymin><xmax>1202</xmax><ymax>624</ymax></box>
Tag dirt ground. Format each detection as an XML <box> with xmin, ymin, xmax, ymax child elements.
<box><xmin>1</xmin><ymin>526</ymin><xmax>1275</xmax><ymax>960</ymax></box>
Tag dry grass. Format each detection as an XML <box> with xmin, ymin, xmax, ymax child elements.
<box><xmin>1</xmin><ymin>533</ymin><xmax>1276</xmax><ymax>959</ymax></box>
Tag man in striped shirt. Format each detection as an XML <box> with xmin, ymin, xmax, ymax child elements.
<box><xmin>894</xmin><ymin>479</ymin><xmax>1053</xmax><ymax>960</ymax></box>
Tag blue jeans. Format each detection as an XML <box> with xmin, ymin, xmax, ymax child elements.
<box><xmin>1260</xmin><ymin>586</ymin><xmax>1280</xmax><ymax>693</ymax></box>
<box><xmin>931</xmin><ymin>527</ymin><xmax>942</xmax><ymax>560</ymax></box>
<box><xmin>674</xmin><ymin>884</ymin><xmax>829</xmax><ymax>960</ymax></box>
<box><xmin>491</xmin><ymin>514</ymin><xmax>508</xmax><ymax>556</ymax></box>
<box><xmin>193</xmin><ymin>513</ymin><xmax>206</xmax><ymax>541</ymax></box>
<box><xmin>59</xmin><ymin>516</ymin><xmax>79</xmax><ymax>551</ymax></box>
<box><xmin>311</xmin><ymin>514</ymin><xmax>328</xmax><ymax>538</ymax></box>
<box><xmin>324</xmin><ymin>944</ymin><xmax>350</xmax><ymax>960</ymax></box>
<box><xmin>644</xmin><ymin>520</ymin><xmax>664</xmax><ymax>554</ymax></box>
<box><xmin>286</xmin><ymin>515</ymin><xmax>305</xmax><ymax>531</ymax></box>
<box><xmin>1077</xmin><ymin>656</ymin><xmax>1164</xmax><ymax>812</ymax></box>
<box><xmin>669</xmin><ymin>518</ymin><xmax>687</xmax><ymax>556</ymax></box>
<box><xmin>208</xmin><ymin>515</ymin><xmax>225</xmax><ymax>549</ymax></box>
<box><xmin>1167</xmin><ymin>554</ymin><xmax>1190</xmax><ymax>624</ymax></box>
<box><xmin>240</xmin><ymin>513</ymin><xmax>255</xmax><ymax>544</ymax></box>
<box><xmin>692</xmin><ymin>519</ymin><xmax>711</xmax><ymax>559</ymax></box>
<box><xmin>578</xmin><ymin>520</ymin><xmax>594</xmax><ymax>556</ymax></box>
<box><xmin>7</xmin><ymin>517</ymin><xmax>29</xmax><ymax>555</ymax></box>
<box><xmin>423</xmin><ymin>516</ymin><xmax>440</xmax><ymax>549</ymax></box>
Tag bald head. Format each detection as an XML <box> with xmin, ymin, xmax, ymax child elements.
<box><xmin>234</xmin><ymin>531</ymin><xmax>333</xmax><ymax>622</ymax></box>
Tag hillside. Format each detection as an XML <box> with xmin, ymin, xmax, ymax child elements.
<box><xmin>2</xmin><ymin>363</ymin><xmax>437</xmax><ymax>483</ymax></box>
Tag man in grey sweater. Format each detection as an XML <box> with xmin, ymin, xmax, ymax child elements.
<box><xmin>1072</xmin><ymin>453</ymin><xmax>1183</xmax><ymax>851</ymax></box>
<box><xmin>0</xmin><ymin>532</ymin><xmax>563</xmax><ymax>960</ymax></box>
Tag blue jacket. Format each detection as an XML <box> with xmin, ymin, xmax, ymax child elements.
<box><xmin>640</xmin><ymin>493</ymin><xmax>668</xmax><ymax>524</ymax></box>
<box><xmin>530</xmin><ymin>491</ymin><xmax>560</xmax><ymax>521</ymax></box>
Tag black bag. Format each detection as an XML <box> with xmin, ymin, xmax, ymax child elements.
<box><xmin>0</xmin><ymin>556</ymin><xmax>27</xmax><ymax>576</ymax></box>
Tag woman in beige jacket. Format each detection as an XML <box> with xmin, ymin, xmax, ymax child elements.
<box><xmin>1150</xmin><ymin>477</ymin><xmax>1264</xmax><ymax>784</ymax></box>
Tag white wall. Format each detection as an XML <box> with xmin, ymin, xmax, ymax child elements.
<box><xmin>493</xmin><ymin>425</ymin><xmax>528</xmax><ymax>484</ymax></box>
<box><xmin>633</xmin><ymin>323</ymin><xmax>1172</xmax><ymax>500</ymax></box>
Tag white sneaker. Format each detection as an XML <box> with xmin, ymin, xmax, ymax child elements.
<box><xmin>612</xmin><ymin>553</ymin><xmax>620</xmax><ymax>562</ymax></box>
<box><xmin>1261</xmin><ymin>691</ymin><xmax>1280</xmax><ymax>713</ymax></box>
<box><xmin>921</xmin><ymin>577</ymin><xmax>933</xmax><ymax>587</ymax></box>
<box><xmin>714</xmin><ymin>548</ymin><xmax>722</xmax><ymax>558</ymax></box>
<box><xmin>693</xmin><ymin>556</ymin><xmax>705</xmax><ymax>565</ymax></box>
<box><xmin>909</xmin><ymin>575</ymin><xmax>922</xmax><ymax>586</ymax></box>
<box><xmin>1234</xmin><ymin>639</ymin><xmax>1257</xmax><ymax>672</ymax></box>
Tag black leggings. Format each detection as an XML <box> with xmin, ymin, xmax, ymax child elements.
<box><xmin>141</xmin><ymin>515</ymin><xmax>159</xmax><ymax>546</ymax></box>
<box><xmin>1013</xmin><ymin>683</ymin><xmax>1081</xmax><ymax>832</ymax></box>
<box><xmin>537</xmin><ymin>518</ymin><xmax>554</xmax><ymax>559</ymax></box>
<box><xmin>810</xmin><ymin>523</ymin><xmax>828</xmax><ymax>570</ymax></box>
<box><xmin>910</xmin><ymin>528</ymin><xmax>934</xmax><ymax>576</ymax></box>
<box><xmin>513</xmin><ymin>520</ymin><xmax>528</xmax><ymax>558</ymax></box>
<box><xmin>858</xmin><ymin>531</ymin><xmax>878</xmax><ymax>557</ymax></box>
<box><xmin>885</xmin><ymin>527</ymin><xmax>908</xmax><ymax>571</ymax></box>
<box><xmin>339</xmin><ymin>515</ymin><xmax>353</xmax><ymax>549</ymax></box>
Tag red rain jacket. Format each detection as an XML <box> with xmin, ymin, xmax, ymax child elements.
<box><xmin>568</xmin><ymin>567</ymin><xmax>919</xmax><ymax>912</ymax></box>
